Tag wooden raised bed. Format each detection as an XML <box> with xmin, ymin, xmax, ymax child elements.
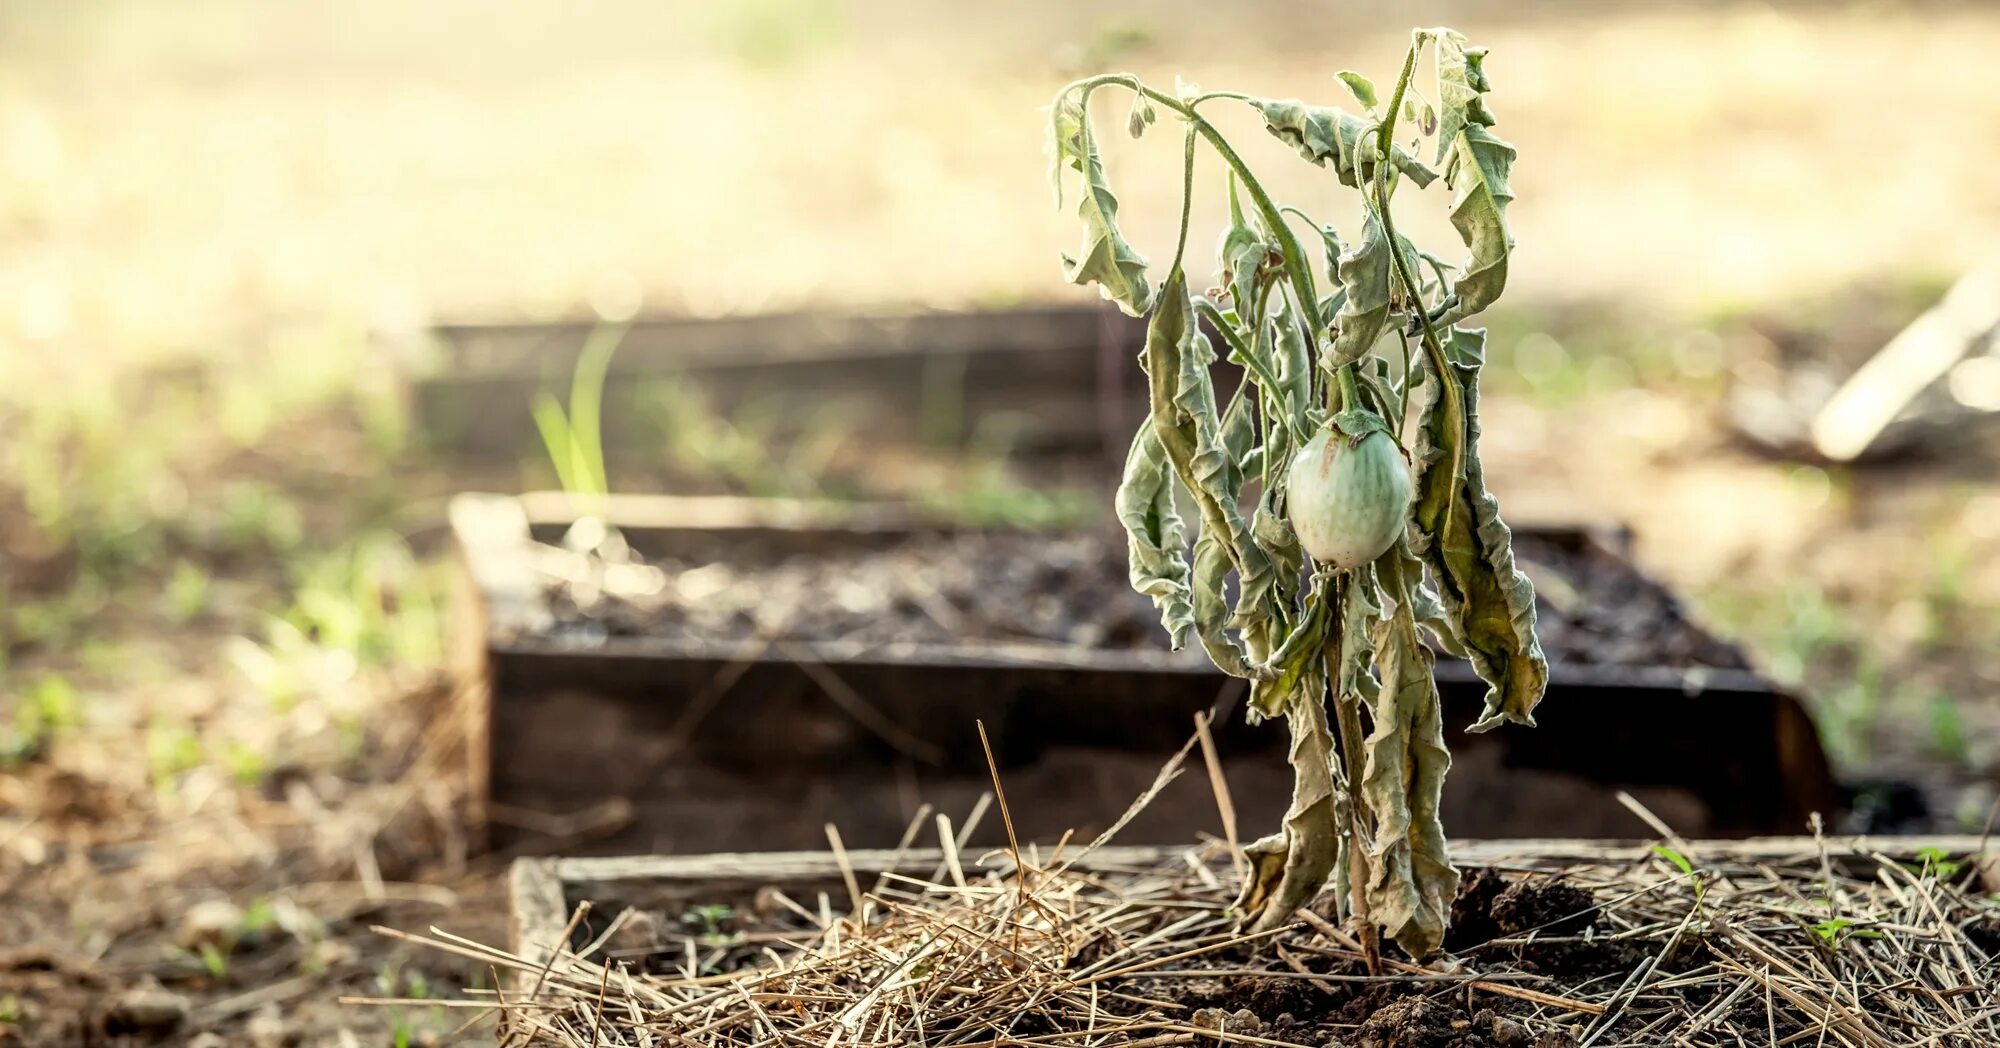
<box><xmin>450</xmin><ymin>492</ymin><xmax>1835</xmax><ymax>856</ymax></box>
<box><xmin>508</xmin><ymin>835</ymin><xmax>1986</xmax><ymax>965</ymax></box>
<box><xmin>476</xmin><ymin>838</ymin><xmax>2000</xmax><ymax>1046</ymax></box>
<box><xmin>413</xmin><ymin>304</ymin><xmax>1147</xmax><ymax>468</ymax></box>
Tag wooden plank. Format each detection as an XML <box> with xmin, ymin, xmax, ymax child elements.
<box><xmin>512</xmin><ymin>836</ymin><xmax>1995</xmax><ymax>957</ymax></box>
<box><xmin>435</xmin><ymin>304</ymin><xmax>1133</xmax><ymax>376</ymax></box>
<box><xmin>551</xmin><ymin>836</ymin><xmax>1992</xmax><ymax>890</ymax></box>
<box><xmin>416</xmin><ymin>303</ymin><xmax>1148</xmax><ymax>464</ymax></box>
<box><xmin>509</xmin><ymin>857</ymin><xmax>570</xmax><ymax>971</ymax></box>
<box><xmin>1811</xmin><ymin>265</ymin><xmax>2000</xmax><ymax>461</ymax></box>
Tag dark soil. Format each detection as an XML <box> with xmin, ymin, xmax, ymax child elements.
<box><xmin>550</xmin><ymin>529</ymin><xmax>1163</xmax><ymax>651</ymax></box>
<box><xmin>1446</xmin><ymin>868</ymin><xmax>1655</xmax><ymax>981</ymax></box>
<box><xmin>1508</xmin><ymin>533</ymin><xmax>1749</xmax><ymax>671</ymax></box>
<box><xmin>1966</xmin><ymin>917</ymin><xmax>2000</xmax><ymax>957</ymax></box>
<box><xmin>542</xmin><ymin>525</ymin><xmax>1750</xmax><ymax>672</ymax></box>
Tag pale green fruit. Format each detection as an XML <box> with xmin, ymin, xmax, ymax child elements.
<box><xmin>1285</xmin><ymin>424</ymin><xmax>1413</xmax><ymax>570</ymax></box>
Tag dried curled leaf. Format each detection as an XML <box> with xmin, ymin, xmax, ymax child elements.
<box><xmin>1114</xmin><ymin>427</ymin><xmax>1193</xmax><ymax>648</ymax></box>
<box><xmin>1241</xmin><ymin>679</ymin><xmax>1342</xmax><ymax>932</ymax></box>
<box><xmin>1382</xmin><ymin>536</ymin><xmax>1465</xmax><ymax>658</ymax></box>
<box><xmin>1324</xmin><ymin>208</ymin><xmax>1422</xmax><ymax>371</ymax></box>
<box><xmin>1139</xmin><ymin>272</ymin><xmax>1274</xmax><ymax>675</ymax></box>
<box><xmin>1429</xmin><ymin>31</ymin><xmax>1515</xmax><ymax>326</ymax></box>
<box><xmin>1410</xmin><ymin>327</ymin><xmax>1547</xmax><ymax>731</ymax></box>
<box><xmin>1215</xmin><ymin>175</ymin><xmax>1268</xmax><ymax>310</ymax></box>
<box><xmin>1250</xmin><ymin>98</ymin><xmax>1438</xmax><ymax>190</ymax></box>
<box><xmin>1325</xmin><ymin>209</ymin><xmax>1393</xmax><ymax>370</ymax></box>
<box><xmin>1050</xmin><ymin>93</ymin><xmax>1155</xmax><ymax>316</ymax></box>
<box><xmin>1428</xmin><ymin>29</ymin><xmax>1495</xmax><ymax>167</ymax></box>
<box><xmin>1270</xmin><ymin>297</ymin><xmax>1315</xmax><ymax>424</ymax></box>
<box><xmin>1359</xmin><ymin>569</ymin><xmax>1458</xmax><ymax>958</ymax></box>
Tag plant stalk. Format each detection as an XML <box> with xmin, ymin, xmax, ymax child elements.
<box><xmin>1328</xmin><ymin>574</ymin><xmax>1381</xmax><ymax>973</ymax></box>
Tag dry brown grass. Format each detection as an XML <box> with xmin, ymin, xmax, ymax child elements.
<box><xmin>378</xmin><ymin>825</ymin><xmax>2000</xmax><ymax>1046</ymax></box>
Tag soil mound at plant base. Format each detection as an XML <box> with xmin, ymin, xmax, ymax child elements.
<box><xmin>1355</xmin><ymin>997</ymin><xmax>1576</xmax><ymax>1048</ymax></box>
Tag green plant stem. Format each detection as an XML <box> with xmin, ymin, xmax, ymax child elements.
<box><xmin>1371</xmin><ymin>41</ymin><xmax>1465</xmax><ymax>500</ymax></box>
<box><xmin>1171</xmin><ymin>121</ymin><xmax>1197</xmax><ymax>273</ymax></box>
<box><xmin>1057</xmin><ymin>76</ymin><xmax>1319</xmax><ymax>327</ymax></box>
<box><xmin>1326</xmin><ymin>574</ymin><xmax>1380</xmax><ymax>971</ymax></box>
<box><xmin>1193</xmin><ymin>299</ymin><xmax>1285</xmax><ymax>403</ymax></box>
<box><xmin>1335</xmin><ymin>365</ymin><xmax>1363</xmax><ymax>416</ymax></box>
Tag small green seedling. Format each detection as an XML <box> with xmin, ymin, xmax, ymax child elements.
<box><xmin>1809</xmin><ymin>917</ymin><xmax>1884</xmax><ymax>950</ymax></box>
<box><xmin>1907</xmin><ymin>846</ymin><xmax>1963</xmax><ymax>881</ymax></box>
<box><xmin>681</xmin><ymin>903</ymin><xmax>739</xmax><ymax>946</ymax></box>
<box><xmin>1651</xmin><ymin>844</ymin><xmax>1708</xmax><ymax>905</ymax></box>
<box><xmin>532</xmin><ymin>323</ymin><xmax>628</xmax><ymax>501</ymax></box>
<box><xmin>1049</xmin><ymin>27</ymin><xmax>1546</xmax><ymax>957</ymax></box>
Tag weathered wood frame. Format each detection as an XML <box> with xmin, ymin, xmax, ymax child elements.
<box><xmin>509</xmin><ymin>835</ymin><xmax>1990</xmax><ymax>967</ymax></box>
<box><xmin>452</xmin><ymin>492</ymin><xmax>1837</xmax><ymax>855</ymax></box>
<box><xmin>414</xmin><ymin>304</ymin><xmax>1148</xmax><ymax>468</ymax></box>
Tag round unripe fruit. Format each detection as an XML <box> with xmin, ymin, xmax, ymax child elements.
<box><xmin>1285</xmin><ymin>424</ymin><xmax>1413</xmax><ymax>570</ymax></box>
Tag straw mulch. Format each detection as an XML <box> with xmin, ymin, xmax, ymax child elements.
<box><xmin>364</xmin><ymin>816</ymin><xmax>2000</xmax><ymax>1048</ymax></box>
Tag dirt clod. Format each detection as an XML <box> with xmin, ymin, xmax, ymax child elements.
<box><xmin>1354</xmin><ymin>995</ymin><xmax>1465</xmax><ymax>1048</ymax></box>
<box><xmin>1490</xmin><ymin>878</ymin><xmax>1597</xmax><ymax>936</ymax></box>
<box><xmin>1475</xmin><ymin>1008</ymin><xmax>1575</xmax><ymax>1048</ymax></box>
<box><xmin>1190</xmin><ymin>1007</ymin><xmax>1265</xmax><ymax>1037</ymax></box>
<box><xmin>1447</xmin><ymin>867</ymin><xmax>1509</xmax><ymax>949</ymax></box>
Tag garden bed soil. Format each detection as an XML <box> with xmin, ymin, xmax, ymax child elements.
<box><xmin>533</xmin><ymin>513</ymin><xmax>1751</xmax><ymax>673</ymax></box>
<box><xmin>452</xmin><ymin>493</ymin><xmax>1835</xmax><ymax>855</ymax></box>
<box><xmin>485</xmin><ymin>836</ymin><xmax>2000</xmax><ymax>1047</ymax></box>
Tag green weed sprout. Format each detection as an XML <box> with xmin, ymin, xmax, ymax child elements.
<box><xmin>1049</xmin><ymin>28</ymin><xmax>1547</xmax><ymax>957</ymax></box>
<box><xmin>532</xmin><ymin>323</ymin><xmax>628</xmax><ymax>502</ymax></box>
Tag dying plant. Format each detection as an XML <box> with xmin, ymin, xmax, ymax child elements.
<box><xmin>1048</xmin><ymin>28</ymin><xmax>1547</xmax><ymax>957</ymax></box>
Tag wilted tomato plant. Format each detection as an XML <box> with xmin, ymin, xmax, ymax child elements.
<box><xmin>1048</xmin><ymin>28</ymin><xmax>1547</xmax><ymax>958</ymax></box>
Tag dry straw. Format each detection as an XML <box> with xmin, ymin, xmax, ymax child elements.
<box><xmin>355</xmin><ymin>740</ymin><xmax>2000</xmax><ymax>1047</ymax></box>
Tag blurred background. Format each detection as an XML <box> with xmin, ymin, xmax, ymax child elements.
<box><xmin>2</xmin><ymin>1</ymin><xmax>1997</xmax><ymax>1043</ymax></box>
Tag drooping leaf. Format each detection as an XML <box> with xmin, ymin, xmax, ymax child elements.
<box><xmin>1218</xmin><ymin>383</ymin><xmax>1260</xmax><ymax>473</ymax></box>
<box><xmin>1190</xmin><ymin>531</ymin><xmax>1254</xmax><ymax>676</ymax></box>
<box><xmin>1323</xmin><ymin>208</ymin><xmax>1396</xmax><ymax>370</ymax></box>
<box><xmin>1215</xmin><ymin>175</ymin><xmax>1267</xmax><ymax>313</ymax></box>
<box><xmin>1433</xmin><ymin>124</ymin><xmax>1514</xmax><ymax>326</ymax></box>
<box><xmin>1333</xmin><ymin>567</ymin><xmax>1382</xmax><ymax>708</ymax></box>
<box><xmin>1359</xmin><ymin>570</ymin><xmax>1458</xmax><ymax>958</ymax></box>
<box><xmin>1380</xmin><ymin>536</ymin><xmax>1465</xmax><ymax>658</ymax></box>
<box><xmin>1052</xmin><ymin>93</ymin><xmax>1154</xmax><ymax>316</ymax></box>
<box><xmin>1429</xmin><ymin>30</ymin><xmax>1515</xmax><ymax>326</ymax></box>
<box><xmin>1250</xmin><ymin>502</ymin><xmax>1302</xmax><ymax>602</ymax></box>
<box><xmin>1140</xmin><ymin>272</ymin><xmax>1271</xmax><ymax>674</ymax></box>
<box><xmin>1429</xmin><ymin>29</ymin><xmax>1495</xmax><ymax>167</ymax></box>
<box><xmin>1250</xmin><ymin>98</ymin><xmax>1438</xmax><ymax>190</ymax></box>
<box><xmin>1249</xmin><ymin>587</ymin><xmax>1327</xmax><ymax>720</ymax></box>
<box><xmin>1410</xmin><ymin>327</ymin><xmax>1547</xmax><ymax>731</ymax></box>
<box><xmin>1243</xmin><ymin>675</ymin><xmax>1342</xmax><ymax>932</ymax></box>
<box><xmin>1336</xmin><ymin>70</ymin><xmax>1378</xmax><ymax>109</ymax></box>
<box><xmin>1269</xmin><ymin>296</ymin><xmax>1316</xmax><ymax>424</ymax></box>
<box><xmin>1114</xmin><ymin>426</ymin><xmax>1193</xmax><ymax>648</ymax></box>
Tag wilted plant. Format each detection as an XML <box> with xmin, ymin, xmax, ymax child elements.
<box><xmin>1048</xmin><ymin>28</ymin><xmax>1547</xmax><ymax>957</ymax></box>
